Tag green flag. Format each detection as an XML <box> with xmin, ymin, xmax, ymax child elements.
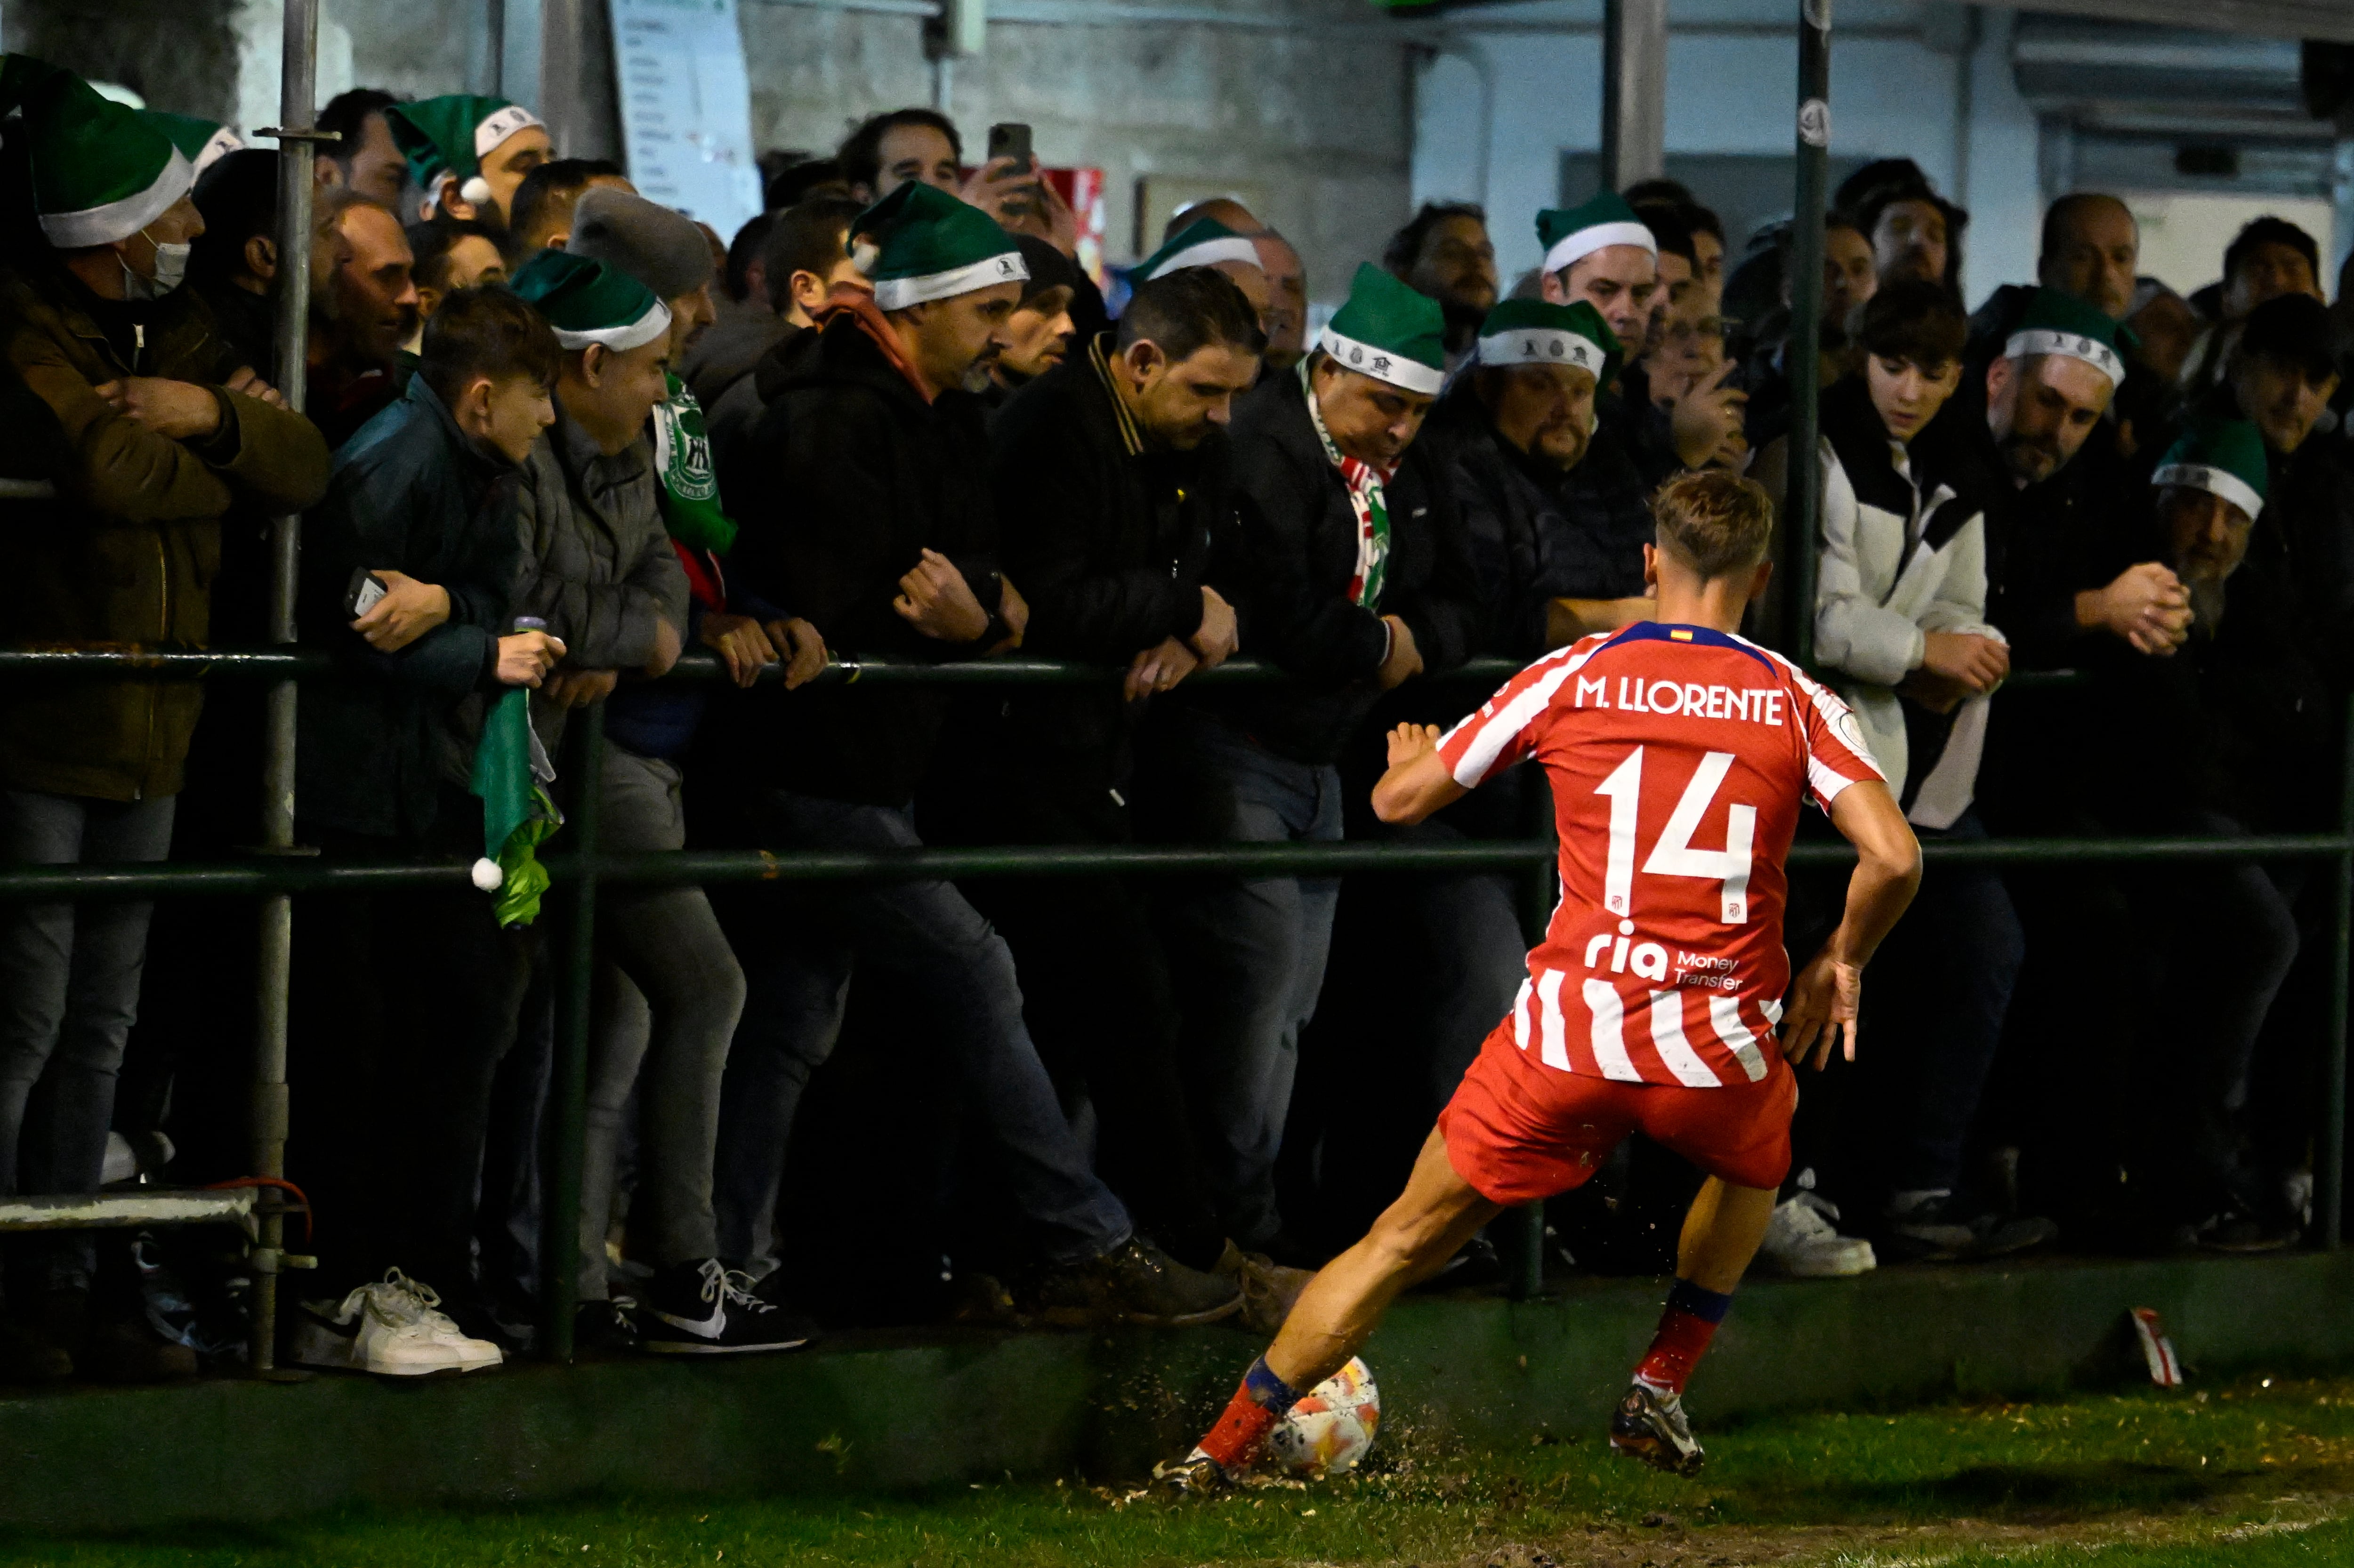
<box><xmin>468</xmin><ymin>688</ymin><xmax>562</xmax><ymax>927</ymax></box>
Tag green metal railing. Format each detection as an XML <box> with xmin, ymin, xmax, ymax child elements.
<box><xmin>3</xmin><ymin>645</ymin><xmax>2349</xmax><ymax>1366</ymax></box>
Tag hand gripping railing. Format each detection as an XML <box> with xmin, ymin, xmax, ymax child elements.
<box><xmin>1</xmin><ymin>648</ymin><xmax>2348</xmax><ymax>1365</ymax></box>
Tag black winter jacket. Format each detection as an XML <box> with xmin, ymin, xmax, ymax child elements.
<box><xmin>295</xmin><ymin>377</ymin><xmax>522</xmax><ymax>840</ymax></box>
<box><xmin>721</xmin><ymin>312</ymin><xmax>1005</xmax><ymax>806</ymax></box>
<box><xmin>988</xmin><ymin>334</ymin><xmax>1225</xmax><ymax>789</ymax></box>
<box><xmin>1212</xmin><ymin>368</ymin><xmax>1479</xmax><ymax>764</ymax></box>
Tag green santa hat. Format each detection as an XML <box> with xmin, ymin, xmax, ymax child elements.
<box><xmin>386</xmin><ymin>94</ymin><xmax>543</xmax><ymax>208</ymax></box>
<box><xmin>23</xmin><ymin>72</ymin><xmax>193</xmax><ymax>248</ymax></box>
<box><xmin>1536</xmin><ymin>191</ymin><xmax>1656</xmax><ymax>278</ymax></box>
<box><xmin>1316</xmin><ymin>262</ymin><xmax>1447</xmax><ymax>396</ymax></box>
<box><xmin>142</xmin><ymin>110</ymin><xmax>242</xmax><ymax>176</ymax></box>
<box><xmin>468</xmin><ymin>685</ymin><xmax>563</xmax><ymax>928</ymax></box>
<box><xmin>509</xmin><ymin>249</ymin><xmax>672</xmax><ymax>353</ymax></box>
<box><xmin>853</xmin><ymin>181</ymin><xmax>1028</xmax><ymax>310</ymax></box>
<box><xmin>1135</xmin><ymin>216</ymin><xmax>1263</xmax><ymax>281</ymax></box>
<box><xmin>1475</xmin><ymin>298</ymin><xmax>1620</xmax><ymax>389</ymax></box>
<box><xmin>2004</xmin><ymin>286</ymin><xmax>2128</xmax><ymax>389</ymax></box>
<box><xmin>2152</xmin><ymin>418</ymin><xmax>2268</xmax><ymax>523</ymax></box>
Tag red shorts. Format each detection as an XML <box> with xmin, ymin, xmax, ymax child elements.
<box><xmin>1438</xmin><ymin>1012</ymin><xmax>1797</xmax><ymax>1203</ymax></box>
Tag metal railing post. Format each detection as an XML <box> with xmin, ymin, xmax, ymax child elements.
<box><xmin>247</xmin><ymin>0</ymin><xmax>321</xmax><ymax>1377</ymax></box>
<box><xmin>1511</xmin><ymin>777</ymin><xmax>1556</xmax><ymax>1300</ymax></box>
<box><xmin>1784</xmin><ymin>0</ymin><xmax>1831</xmax><ymax>669</ymax></box>
<box><xmin>543</xmin><ymin>702</ymin><xmax>605</xmax><ymax>1361</ymax></box>
<box><xmin>2328</xmin><ymin>694</ymin><xmax>2353</xmax><ymax>1249</ymax></box>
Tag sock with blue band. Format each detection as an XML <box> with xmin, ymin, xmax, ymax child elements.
<box><xmin>1634</xmin><ymin>1279</ymin><xmax>1735</xmax><ymax>1397</ymax></box>
<box><xmin>1193</xmin><ymin>1355</ymin><xmax>1303</xmax><ymax>1471</ymax></box>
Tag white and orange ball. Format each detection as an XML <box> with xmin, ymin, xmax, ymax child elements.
<box><xmin>1266</xmin><ymin>1357</ymin><xmax>1381</xmax><ymax>1476</ymax></box>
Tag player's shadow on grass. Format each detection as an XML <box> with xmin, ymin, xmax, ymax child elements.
<box><xmin>1723</xmin><ymin>1460</ymin><xmax>2235</xmax><ymax>1523</ymax></box>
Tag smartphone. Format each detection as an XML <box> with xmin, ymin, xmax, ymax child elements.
<box><xmin>345</xmin><ymin>568</ymin><xmax>387</xmax><ymax>619</ymax></box>
<box><xmin>986</xmin><ymin>122</ymin><xmax>1034</xmax><ymax>172</ymax></box>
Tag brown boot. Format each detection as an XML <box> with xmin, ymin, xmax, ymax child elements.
<box><xmin>0</xmin><ymin>1317</ymin><xmax>73</xmax><ymax>1383</ymax></box>
<box><xmin>82</xmin><ymin>1319</ymin><xmax>198</xmax><ymax>1383</ymax></box>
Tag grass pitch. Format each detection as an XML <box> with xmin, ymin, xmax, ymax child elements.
<box><xmin>6</xmin><ymin>1372</ymin><xmax>2354</xmax><ymax>1566</ymax></box>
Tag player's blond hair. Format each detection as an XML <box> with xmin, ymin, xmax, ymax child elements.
<box><xmin>1652</xmin><ymin>470</ymin><xmax>1774</xmax><ymax>581</ymax></box>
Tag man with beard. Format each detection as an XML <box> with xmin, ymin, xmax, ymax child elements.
<box><xmin>2080</xmin><ymin>422</ymin><xmax>2323</xmax><ymax>1249</ymax></box>
<box><xmin>712</xmin><ymin>182</ymin><xmax>1241</xmax><ymax>1326</ymax></box>
<box><xmin>306</xmin><ymin>190</ymin><xmax>421</xmax><ymax>450</ymax></box>
<box><xmin>1742</xmin><ymin>212</ymin><xmax>1878</xmax><ymax>453</ymax></box>
<box><xmin>1384</xmin><ymin>202</ymin><xmax>1498</xmax><ymax>376</ymax></box>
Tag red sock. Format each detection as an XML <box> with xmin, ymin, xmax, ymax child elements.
<box><xmin>1634</xmin><ymin>1279</ymin><xmax>1733</xmax><ymax>1397</ymax></box>
<box><xmin>1193</xmin><ymin>1357</ymin><xmax>1300</xmax><ymax>1471</ymax></box>
<box><xmin>1195</xmin><ymin>1382</ymin><xmax>1280</xmax><ymax>1470</ymax></box>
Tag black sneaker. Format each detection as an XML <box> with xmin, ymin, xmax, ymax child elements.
<box><xmin>574</xmin><ymin>1298</ymin><xmax>641</xmax><ymax>1355</ymax></box>
<box><xmin>1610</xmin><ymin>1382</ymin><xmax>1705</xmax><ymax>1475</ymax></box>
<box><xmin>636</xmin><ymin>1259</ymin><xmax>815</xmax><ymax>1355</ymax></box>
<box><xmin>1151</xmin><ymin>1449</ymin><xmax>1232</xmax><ymax>1497</ymax></box>
<box><xmin>1040</xmin><ymin>1238</ymin><xmax>1242</xmax><ymax>1327</ymax></box>
<box><xmin>1878</xmin><ymin>1194</ymin><xmax>2057</xmax><ymax>1263</ymax></box>
<box><xmin>2175</xmin><ymin>1205</ymin><xmax>2300</xmax><ymax>1254</ymax></box>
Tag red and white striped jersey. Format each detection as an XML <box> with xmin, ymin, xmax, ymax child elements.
<box><xmin>1437</xmin><ymin>622</ymin><xmax>1883</xmax><ymax>1089</ymax></box>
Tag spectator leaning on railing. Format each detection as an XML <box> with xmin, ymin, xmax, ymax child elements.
<box><xmin>710</xmin><ymin>181</ymin><xmax>1241</xmax><ymax>1327</ymax></box>
<box><xmin>1160</xmin><ymin>263</ymin><xmax>1478</xmax><ymax>1261</ymax></box>
<box><xmin>287</xmin><ymin>285</ymin><xmax>567</xmax><ymax>1376</ymax></box>
<box><xmin>952</xmin><ymin>265</ymin><xmax>1264</xmax><ymax>1284</ymax></box>
<box><xmin>0</xmin><ymin>71</ymin><xmax>329</xmax><ymax>1385</ymax></box>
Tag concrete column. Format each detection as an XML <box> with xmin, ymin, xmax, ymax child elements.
<box><xmin>506</xmin><ymin>0</ymin><xmax>619</xmax><ymax>162</ymax></box>
<box><xmin>1600</xmin><ymin>0</ymin><xmax>1666</xmax><ymax>192</ymax></box>
<box><xmin>2335</xmin><ymin>110</ymin><xmax>2354</xmax><ymax>288</ymax></box>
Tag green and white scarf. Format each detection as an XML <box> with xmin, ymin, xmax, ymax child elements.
<box><xmin>651</xmin><ymin>371</ymin><xmax>736</xmax><ymax>555</ymax></box>
<box><xmin>1300</xmin><ymin>358</ymin><xmax>1391</xmax><ymax>610</ymax></box>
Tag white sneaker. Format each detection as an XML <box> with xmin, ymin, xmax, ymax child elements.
<box><xmin>302</xmin><ymin>1270</ymin><xmax>503</xmax><ymax>1376</ymax></box>
<box><xmin>1757</xmin><ymin>1191</ymin><xmax>1877</xmax><ymax>1278</ymax></box>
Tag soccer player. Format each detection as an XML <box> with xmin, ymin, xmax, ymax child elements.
<box><xmin>1156</xmin><ymin>470</ymin><xmax>1921</xmax><ymax>1489</ymax></box>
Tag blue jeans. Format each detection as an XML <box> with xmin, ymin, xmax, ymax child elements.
<box><xmin>714</xmin><ymin>791</ymin><xmax>1131</xmax><ymax>1271</ymax></box>
<box><xmin>0</xmin><ymin>790</ymin><xmax>176</xmax><ymax>1296</ymax></box>
<box><xmin>1159</xmin><ymin>715</ymin><xmax>1344</xmax><ymax>1248</ymax></box>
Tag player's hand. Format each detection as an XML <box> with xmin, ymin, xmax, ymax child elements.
<box><xmin>1782</xmin><ymin>951</ymin><xmax>1863</xmax><ymax>1070</ymax></box>
<box><xmin>1386</xmin><ymin>722</ymin><xmax>1444</xmax><ymax>770</ymax></box>
<box><xmin>893</xmin><ymin>549</ymin><xmax>990</xmax><ymax>643</ymax></box>
<box><xmin>1124</xmin><ymin>635</ymin><xmax>1199</xmax><ymax>701</ymax></box>
<box><xmin>351</xmin><ymin>569</ymin><xmax>451</xmax><ymax>652</ymax></box>
<box><xmin>700</xmin><ymin>611</ymin><xmax>779</xmax><ymax>688</ymax></box>
<box><xmin>1189</xmin><ymin>585</ymin><xmax>1240</xmax><ymax>667</ymax></box>
<box><xmin>1374</xmin><ymin>615</ymin><xmax>1424</xmax><ymax>690</ymax></box>
<box><xmin>2089</xmin><ymin>561</ymin><xmax>2191</xmax><ymax>656</ymax></box>
<box><xmin>769</xmin><ymin>617</ymin><xmax>830</xmax><ymax>689</ymax></box>
<box><xmin>1920</xmin><ymin>631</ymin><xmax>2009</xmax><ymax>695</ymax></box>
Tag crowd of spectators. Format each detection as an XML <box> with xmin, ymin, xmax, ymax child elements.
<box><xmin>1</xmin><ymin>55</ymin><xmax>2352</xmax><ymax>1385</ymax></box>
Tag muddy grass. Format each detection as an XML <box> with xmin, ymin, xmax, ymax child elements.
<box><xmin>6</xmin><ymin>1374</ymin><xmax>2354</xmax><ymax>1565</ymax></box>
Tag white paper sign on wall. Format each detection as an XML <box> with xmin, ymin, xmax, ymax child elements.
<box><xmin>611</xmin><ymin>0</ymin><xmax>763</xmax><ymax>241</ymax></box>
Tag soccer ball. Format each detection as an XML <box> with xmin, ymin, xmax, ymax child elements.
<box><xmin>1266</xmin><ymin>1357</ymin><xmax>1381</xmax><ymax>1476</ymax></box>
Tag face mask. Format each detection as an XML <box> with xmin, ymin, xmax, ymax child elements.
<box><xmin>121</xmin><ymin>230</ymin><xmax>191</xmax><ymax>300</ymax></box>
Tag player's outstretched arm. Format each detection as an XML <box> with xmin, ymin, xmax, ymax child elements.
<box><xmin>1371</xmin><ymin>724</ymin><xmax>1468</xmax><ymax>825</ymax></box>
<box><xmin>1781</xmin><ymin>780</ymin><xmax>1922</xmax><ymax>1071</ymax></box>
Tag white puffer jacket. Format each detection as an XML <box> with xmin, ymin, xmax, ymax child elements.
<box><xmin>1809</xmin><ymin>392</ymin><xmax>2001</xmax><ymax>827</ymax></box>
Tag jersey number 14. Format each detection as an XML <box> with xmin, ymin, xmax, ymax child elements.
<box><xmin>1595</xmin><ymin>747</ymin><xmax>1755</xmax><ymax>925</ymax></box>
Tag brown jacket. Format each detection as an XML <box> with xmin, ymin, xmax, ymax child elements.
<box><xmin>0</xmin><ymin>265</ymin><xmax>331</xmax><ymax>801</ymax></box>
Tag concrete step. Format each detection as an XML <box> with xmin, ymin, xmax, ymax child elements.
<box><xmin>0</xmin><ymin>1249</ymin><xmax>2347</xmax><ymax>1531</ymax></box>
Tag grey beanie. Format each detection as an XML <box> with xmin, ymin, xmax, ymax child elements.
<box><xmin>568</xmin><ymin>187</ymin><xmax>714</xmax><ymax>300</ymax></box>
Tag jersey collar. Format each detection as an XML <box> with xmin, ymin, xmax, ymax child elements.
<box><xmin>1602</xmin><ymin>620</ymin><xmax>1774</xmax><ymax>670</ymax></box>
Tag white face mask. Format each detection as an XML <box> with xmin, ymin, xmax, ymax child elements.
<box><xmin>121</xmin><ymin>228</ymin><xmax>192</xmax><ymax>300</ymax></box>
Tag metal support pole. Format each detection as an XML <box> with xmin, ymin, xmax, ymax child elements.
<box><xmin>248</xmin><ymin>0</ymin><xmax>321</xmax><ymax>1378</ymax></box>
<box><xmin>543</xmin><ymin>703</ymin><xmax>605</xmax><ymax>1362</ymax></box>
<box><xmin>1600</xmin><ymin>0</ymin><xmax>1668</xmax><ymax>191</ymax></box>
<box><xmin>1511</xmin><ymin>779</ymin><xmax>1557</xmax><ymax>1301</ymax></box>
<box><xmin>1785</xmin><ymin>0</ymin><xmax>1831</xmax><ymax>669</ymax></box>
<box><xmin>2327</xmin><ymin>695</ymin><xmax>2353</xmax><ymax>1249</ymax></box>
